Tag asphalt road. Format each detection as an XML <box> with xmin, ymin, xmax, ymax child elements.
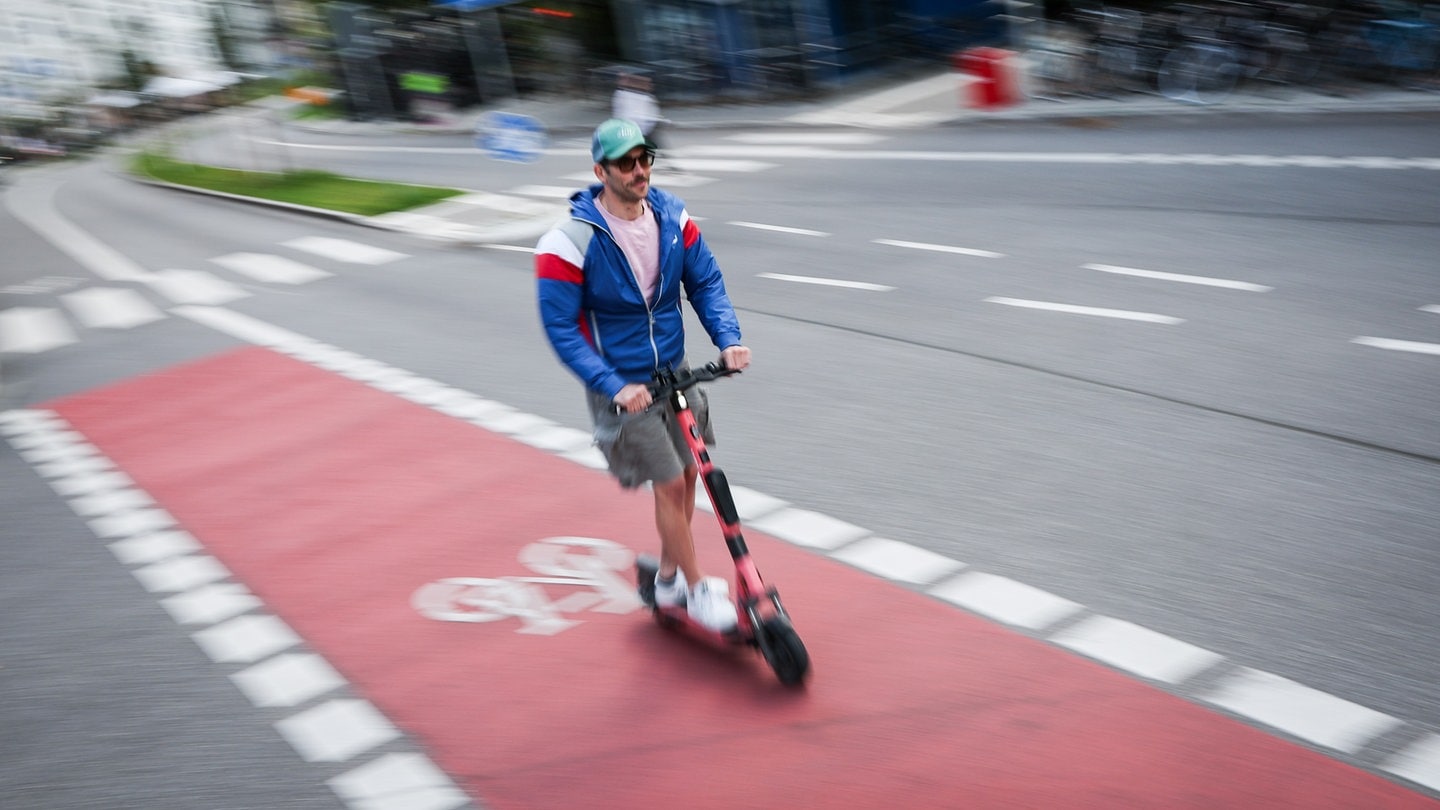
<box><xmin>3</xmin><ymin>111</ymin><xmax>1438</xmax><ymax>807</ymax></box>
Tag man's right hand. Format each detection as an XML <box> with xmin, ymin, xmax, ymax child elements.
<box><xmin>613</xmin><ymin>383</ymin><xmax>653</xmax><ymax>414</ymax></box>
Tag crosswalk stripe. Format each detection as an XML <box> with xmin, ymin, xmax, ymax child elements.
<box><xmin>61</xmin><ymin>287</ymin><xmax>165</xmax><ymax>329</ymax></box>
<box><xmin>0</xmin><ymin>307</ymin><xmax>77</xmax><ymax>353</ymax></box>
<box><xmin>282</xmin><ymin>237</ymin><xmax>408</xmax><ymax>266</ymax></box>
<box><xmin>725</xmin><ymin>133</ymin><xmax>888</xmax><ymax>145</ymax></box>
<box><xmin>507</xmin><ymin>185</ymin><xmax>580</xmax><ymax>199</ymax></box>
<box><xmin>142</xmin><ymin>269</ymin><xmax>251</xmax><ymax>305</ymax></box>
<box><xmin>211</xmin><ymin>253</ymin><xmax>332</xmax><ymax>285</ymax></box>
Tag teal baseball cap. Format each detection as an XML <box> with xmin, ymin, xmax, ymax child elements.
<box><xmin>591</xmin><ymin>118</ymin><xmax>654</xmax><ymax>163</ymax></box>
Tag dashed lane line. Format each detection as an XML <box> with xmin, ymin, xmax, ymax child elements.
<box><xmin>27</xmin><ymin>304</ymin><xmax>1424</xmax><ymax>801</ymax></box>
<box><xmin>757</xmin><ymin>272</ymin><xmax>894</xmax><ymax>292</ymax></box>
<box><xmin>0</xmin><ymin>408</ymin><xmax>475</xmax><ymax>810</ymax></box>
<box><xmin>1082</xmin><ymin>263</ymin><xmax>1274</xmax><ymax>292</ymax></box>
<box><xmin>680</xmin><ymin>146</ymin><xmax>1440</xmax><ymax>170</ymax></box>
<box><xmin>1352</xmin><ymin>337</ymin><xmax>1440</xmax><ymax>356</ymax></box>
<box><xmin>60</xmin><ymin>287</ymin><xmax>166</xmax><ymax>329</ymax></box>
<box><xmin>0</xmin><ymin>306</ymin><xmax>76</xmax><ymax>353</ymax></box>
<box><xmin>728</xmin><ymin>221</ymin><xmax>830</xmax><ymax>237</ymax></box>
<box><xmin>983</xmin><ymin>296</ymin><xmax>1186</xmax><ymax>324</ymax></box>
<box><xmin>872</xmin><ymin>238</ymin><xmax>1005</xmax><ymax>259</ymax></box>
<box><xmin>210</xmin><ymin>253</ymin><xmax>333</xmax><ymax>285</ymax></box>
<box><xmin>282</xmin><ymin>236</ymin><xmax>409</xmax><ymax>266</ymax></box>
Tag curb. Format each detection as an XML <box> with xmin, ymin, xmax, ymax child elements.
<box><xmin>125</xmin><ymin>173</ymin><xmax>560</xmax><ymax>247</ymax></box>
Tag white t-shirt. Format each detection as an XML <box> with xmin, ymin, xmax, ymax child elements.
<box><xmin>596</xmin><ymin>199</ymin><xmax>660</xmax><ymax>303</ymax></box>
<box><xmin>612</xmin><ymin>88</ymin><xmax>660</xmax><ymax>135</ymax></box>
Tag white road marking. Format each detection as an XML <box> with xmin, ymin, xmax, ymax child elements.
<box><xmin>159</xmin><ymin>582</ymin><xmax>261</xmax><ymax>625</ymax></box>
<box><xmin>89</xmin><ymin>507</ymin><xmax>176</xmax><ymax>538</ymax></box>
<box><xmin>0</xmin><ymin>307</ymin><xmax>77</xmax><ymax>353</ymax></box>
<box><xmin>729</xmin><ymin>221</ymin><xmax>830</xmax><ymax>237</ymax></box>
<box><xmin>873</xmin><ymin>238</ymin><xmax>1005</xmax><ymax>259</ymax></box>
<box><xmin>143</xmin><ymin>269</ymin><xmax>251</xmax><ymax>305</ymax></box>
<box><xmin>3</xmin><ymin>175</ymin><xmax>149</xmax><ymax>281</ymax></box>
<box><xmin>1050</xmin><ymin>615</ymin><xmax>1224</xmax><ymax>685</ymax></box>
<box><xmin>61</xmin><ymin>287</ymin><xmax>165</xmax><ymax>329</ymax></box>
<box><xmin>50</xmin><ymin>468</ymin><xmax>134</xmax><ymax>498</ymax></box>
<box><xmin>747</xmin><ymin>507</ymin><xmax>871</xmax><ymax>550</ymax></box>
<box><xmin>276</xmin><ymin>699</ymin><xmax>401</xmax><ymax>763</ymax></box>
<box><xmin>1352</xmin><ymin>337</ymin><xmax>1440</xmax><ymax>356</ymax></box>
<box><xmin>192</xmin><ymin>614</ymin><xmax>302</xmax><ymax>664</ymax></box>
<box><xmin>1201</xmin><ymin>667</ymin><xmax>1404</xmax><ymax>754</ymax></box>
<box><xmin>212</xmin><ymin>253</ymin><xmax>332</xmax><ymax>284</ymax></box>
<box><xmin>110</xmin><ymin>530</ymin><xmax>200</xmax><ymax>566</ymax></box>
<box><xmin>929</xmin><ymin>571</ymin><xmax>1084</xmax><ymax>631</ymax></box>
<box><xmin>831</xmin><ymin>537</ymin><xmax>966</xmax><ymax>585</ymax></box>
<box><xmin>1384</xmin><ymin>734</ymin><xmax>1440</xmax><ymax>793</ymax></box>
<box><xmin>68</xmin><ymin>486</ymin><xmax>153</xmax><ymax>517</ymax></box>
<box><xmin>507</xmin><ymin>184</ymin><xmax>578</xmax><ymax>199</ymax></box>
<box><xmin>0</xmin><ymin>411</ymin><xmax>462</xmax><ymax>810</ymax></box>
<box><xmin>984</xmin><ymin>297</ymin><xmax>1185</xmax><ymax>324</ymax></box>
<box><xmin>1421</xmin><ymin>305</ymin><xmax>1440</xmax><ymax>315</ymax></box>
<box><xmin>725</xmin><ymin>132</ymin><xmax>888</xmax><ymax>145</ymax></box>
<box><xmin>132</xmin><ymin>555</ymin><xmax>232</xmax><ymax>593</ymax></box>
<box><xmin>283</xmin><ymin>236</ymin><xmax>409</xmax><ymax>266</ymax></box>
<box><xmin>329</xmin><ymin>753</ymin><xmax>469</xmax><ymax>810</ymax></box>
<box><xmin>45</xmin><ymin>308</ymin><xmax>1429</xmax><ymax>796</ymax></box>
<box><xmin>680</xmin><ymin>146</ymin><xmax>1440</xmax><ymax>170</ymax></box>
<box><xmin>1082</xmin><ymin>263</ymin><xmax>1273</xmax><ymax>292</ymax></box>
<box><xmin>758</xmin><ymin>272</ymin><xmax>894</xmax><ymax>292</ymax></box>
<box><xmin>231</xmin><ymin>654</ymin><xmax>347</xmax><ymax>708</ymax></box>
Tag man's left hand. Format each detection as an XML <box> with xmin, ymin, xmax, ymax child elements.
<box><xmin>720</xmin><ymin>345</ymin><xmax>751</xmax><ymax>372</ymax></box>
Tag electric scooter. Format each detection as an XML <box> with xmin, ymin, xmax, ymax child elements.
<box><xmin>628</xmin><ymin>362</ymin><xmax>810</xmax><ymax>686</ymax></box>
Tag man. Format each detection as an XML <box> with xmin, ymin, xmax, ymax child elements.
<box><xmin>610</xmin><ymin>72</ymin><xmax>665</xmax><ymax>150</ymax></box>
<box><xmin>535</xmin><ymin>118</ymin><xmax>751</xmax><ymax>633</ymax></box>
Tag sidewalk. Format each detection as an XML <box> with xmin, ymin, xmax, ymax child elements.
<box><xmin>213</xmin><ymin>69</ymin><xmax>1440</xmax><ymax>246</ymax></box>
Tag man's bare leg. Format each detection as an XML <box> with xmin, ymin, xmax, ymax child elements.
<box><xmin>653</xmin><ymin>466</ymin><xmax>700</xmax><ymax>583</ymax></box>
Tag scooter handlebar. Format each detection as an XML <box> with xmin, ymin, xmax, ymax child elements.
<box><xmin>611</xmin><ymin>361</ymin><xmax>741</xmax><ymax>415</ymax></box>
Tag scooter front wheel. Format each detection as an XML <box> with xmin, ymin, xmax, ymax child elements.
<box><xmin>758</xmin><ymin>617</ymin><xmax>809</xmax><ymax>686</ymax></box>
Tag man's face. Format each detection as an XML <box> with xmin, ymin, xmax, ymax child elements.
<box><xmin>596</xmin><ymin>146</ymin><xmax>653</xmax><ymax>204</ymax></box>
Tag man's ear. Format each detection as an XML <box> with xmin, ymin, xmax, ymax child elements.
<box><xmin>593</xmin><ymin>164</ymin><xmax>605</xmax><ymax>182</ymax></box>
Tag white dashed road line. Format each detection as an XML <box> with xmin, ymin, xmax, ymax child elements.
<box><xmin>1050</xmin><ymin>615</ymin><xmax>1225</xmax><ymax>685</ymax></box>
<box><xmin>1082</xmin><ymin>263</ymin><xmax>1274</xmax><ymax>292</ymax></box>
<box><xmin>0</xmin><ymin>407</ymin><xmax>473</xmax><ymax>810</ymax></box>
<box><xmin>211</xmin><ymin>253</ymin><xmax>332</xmax><ymax>284</ymax></box>
<box><xmin>1201</xmin><ymin>667</ymin><xmax>1405</xmax><ymax>754</ymax></box>
<box><xmin>61</xmin><ymin>287</ymin><xmax>166</xmax><ymax>329</ymax></box>
<box><xmin>9</xmin><ymin>305</ymin><xmax>1434</xmax><ymax>802</ymax></box>
<box><xmin>1352</xmin><ymin>337</ymin><xmax>1440</xmax><ymax>356</ymax></box>
<box><xmin>728</xmin><ymin>221</ymin><xmax>830</xmax><ymax>237</ymax></box>
<box><xmin>984</xmin><ymin>296</ymin><xmax>1186</xmax><ymax>324</ymax></box>
<box><xmin>283</xmin><ymin>236</ymin><xmax>410</xmax><ymax>266</ymax></box>
<box><xmin>757</xmin><ymin>272</ymin><xmax>894</xmax><ymax>292</ymax></box>
<box><xmin>872</xmin><ymin>238</ymin><xmax>1006</xmax><ymax>259</ymax></box>
<box><xmin>0</xmin><ymin>306</ymin><xmax>76</xmax><ymax>353</ymax></box>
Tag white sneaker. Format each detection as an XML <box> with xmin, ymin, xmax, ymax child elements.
<box><xmin>653</xmin><ymin>569</ymin><xmax>688</xmax><ymax>608</ymax></box>
<box><xmin>687</xmin><ymin>577</ymin><xmax>738</xmax><ymax>633</ymax></box>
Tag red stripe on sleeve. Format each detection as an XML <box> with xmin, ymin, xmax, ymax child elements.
<box><xmin>682</xmin><ymin>218</ymin><xmax>700</xmax><ymax>249</ymax></box>
<box><xmin>536</xmin><ymin>253</ymin><xmax>583</xmax><ymax>284</ymax></box>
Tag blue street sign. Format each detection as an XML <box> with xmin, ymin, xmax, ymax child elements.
<box><xmin>476</xmin><ymin>111</ymin><xmax>547</xmax><ymax>163</ymax></box>
<box><xmin>433</xmin><ymin>0</ymin><xmax>513</xmax><ymax>11</ymax></box>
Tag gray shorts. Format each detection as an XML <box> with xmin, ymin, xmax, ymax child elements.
<box><xmin>586</xmin><ymin>383</ymin><xmax>715</xmax><ymax>489</ymax></box>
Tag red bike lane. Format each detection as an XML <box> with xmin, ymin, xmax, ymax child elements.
<box><xmin>49</xmin><ymin>346</ymin><xmax>1437</xmax><ymax>809</ymax></box>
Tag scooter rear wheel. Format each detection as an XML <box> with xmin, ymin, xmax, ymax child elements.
<box><xmin>758</xmin><ymin>617</ymin><xmax>809</xmax><ymax>686</ymax></box>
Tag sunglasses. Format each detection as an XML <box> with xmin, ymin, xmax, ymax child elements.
<box><xmin>605</xmin><ymin>150</ymin><xmax>656</xmax><ymax>172</ymax></box>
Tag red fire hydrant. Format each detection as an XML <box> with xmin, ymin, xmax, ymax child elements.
<box><xmin>955</xmin><ymin>47</ymin><xmax>1019</xmax><ymax>109</ymax></box>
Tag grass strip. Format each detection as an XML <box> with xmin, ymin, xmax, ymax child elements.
<box><xmin>131</xmin><ymin>153</ymin><xmax>463</xmax><ymax>217</ymax></box>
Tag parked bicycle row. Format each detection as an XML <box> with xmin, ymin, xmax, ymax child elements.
<box><xmin>1027</xmin><ymin>1</ymin><xmax>1440</xmax><ymax>104</ymax></box>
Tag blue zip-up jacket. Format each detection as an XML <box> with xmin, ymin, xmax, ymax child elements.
<box><xmin>536</xmin><ymin>184</ymin><xmax>743</xmax><ymax>399</ymax></box>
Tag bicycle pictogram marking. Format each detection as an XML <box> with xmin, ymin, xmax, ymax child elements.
<box><xmin>411</xmin><ymin>536</ymin><xmax>642</xmax><ymax>635</ymax></box>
